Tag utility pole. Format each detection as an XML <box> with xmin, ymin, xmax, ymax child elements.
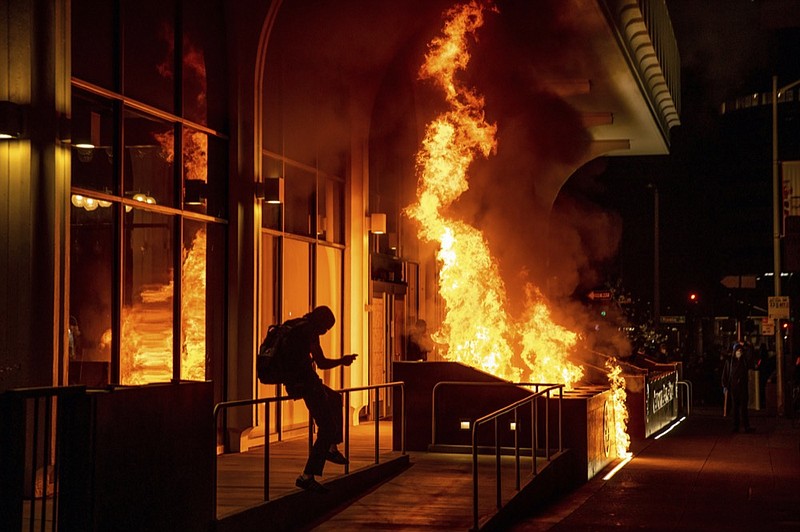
<box><xmin>771</xmin><ymin>75</ymin><xmax>800</xmax><ymax>414</ymax></box>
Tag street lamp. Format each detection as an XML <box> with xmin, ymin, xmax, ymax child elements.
<box><xmin>771</xmin><ymin>75</ymin><xmax>800</xmax><ymax>415</ymax></box>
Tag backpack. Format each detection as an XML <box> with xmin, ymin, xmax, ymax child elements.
<box><xmin>256</xmin><ymin>319</ymin><xmax>304</xmax><ymax>384</ymax></box>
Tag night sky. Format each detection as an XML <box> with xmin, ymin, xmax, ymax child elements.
<box><xmin>565</xmin><ymin>0</ymin><xmax>800</xmax><ymax>317</ymax></box>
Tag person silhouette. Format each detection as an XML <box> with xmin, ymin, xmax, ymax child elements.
<box><xmin>280</xmin><ymin>306</ymin><xmax>358</xmax><ymax>492</ymax></box>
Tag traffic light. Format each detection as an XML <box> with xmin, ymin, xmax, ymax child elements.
<box><xmin>689</xmin><ymin>293</ymin><xmax>698</xmax><ymax>302</ymax></box>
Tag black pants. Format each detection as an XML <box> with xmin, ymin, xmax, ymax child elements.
<box><xmin>299</xmin><ymin>380</ymin><xmax>343</xmax><ymax>476</ymax></box>
<box><xmin>730</xmin><ymin>386</ymin><xmax>750</xmax><ymax>430</ymax></box>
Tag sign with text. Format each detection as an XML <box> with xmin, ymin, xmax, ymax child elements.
<box><xmin>768</xmin><ymin>296</ymin><xmax>790</xmax><ymax>319</ymax></box>
<box><xmin>660</xmin><ymin>315</ymin><xmax>686</xmax><ymax>324</ymax></box>
<box><xmin>761</xmin><ymin>318</ymin><xmax>775</xmax><ymax>335</ymax></box>
<box><xmin>588</xmin><ymin>290</ymin><xmax>612</xmax><ymax>301</ymax></box>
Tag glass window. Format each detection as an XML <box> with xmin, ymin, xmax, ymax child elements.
<box><xmin>68</xmin><ymin>200</ymin><xmax>115</xmax><ymax>387</ymax></box>
<box><xmin>70</xmin><ymin>0</ymin><xmax>229</xmax><ymax>391</ymax></box>
<box><xmin>124</xmin><ymin>109</ymin><xmax>175</xmax><ymax>208</ymax></box>
<box><xmin>121</xmin><ymin>208</ymin><xmax>175</xmax><ymax>385</ymax></box>
<box><xmin>319</xmin><ymin>177</ymin><xmax>344</xmax><ymax>244</ymax></box>
<box><xmin>257</xmin><ymin>233</ymin><xmax>280</xmax><ymax>434</ymax></box>
<box><xmin>316</xmin><ymin>245</ymin><xmax>342</xmax><ymax>389</ymax></box>
<box><xmin>284</xmin><ymin>165</ymin><xmax>315</xmax><ymax>237</ymax></box>
<box><xmin>122</xmin><ymin>0</ymin><xmax>177</xmax><ymax>113</ymax></box>
<box><xmin>72</xmin><ymin>91</ymin><xmax>116</xmax><ymax>194</ymax></box>
<box><xmin>181</xmin><ymin>220</ymin><xmax>207</xmax><ymax>381</ymax></box>
<box><xmin>182</xmin><ymin>128</ymin><xmax>208</xmax><ymax>214</ymax></box>
<box><xmin>282</xmin><ymin>238</ymin><xmax>311</xmax><ymax>430</ymax></box>
<box><xmin>183</xmin><ymin>0</ymin><xmax>227</xmax><ymax>130</ymax></box>
<box><xmin>183</xmin><ymin>128</ymin><xmax>227</xmax><ymax>218</ymax></box>
<box><xmin>71</xmin><ymin>0</ymin><xmax>115</xmax><ymax>89</ymax></box>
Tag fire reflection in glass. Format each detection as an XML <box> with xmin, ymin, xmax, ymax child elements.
<box><xmin>120</xmin><ymin>209</ymin><xmax>175</xmax><ymax>385</ymax></box>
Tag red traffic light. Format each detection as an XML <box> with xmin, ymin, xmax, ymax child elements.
<box><xmin>689</xmin><ymin>293</ymin><xmax>698</xmax><ymax>302</ymax></box>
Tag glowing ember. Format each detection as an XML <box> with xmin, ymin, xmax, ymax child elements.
<box><xmin>606</xmin><ymin>359</ymin><xmax>631</xmax><ymax>457</ymax></box>
<box><xmin>406</xmin><ymin>1</ymin><xmax>583</xmax><ymax>387</ymax></box>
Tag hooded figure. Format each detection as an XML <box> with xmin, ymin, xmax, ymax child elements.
<box><xmin>281</xmin><ymin>306</ymin><xmax>358</xmax><ymax>492</ymax></box>
<box><xmin>722</xmin><ymin>342</ymin><xmax>754</xmax><ymax>432</ymax></box>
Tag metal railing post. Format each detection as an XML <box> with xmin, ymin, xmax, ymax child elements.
<box><xmin>374</xmin><ymin>387</ymin><xmax>380</xmax><ymax>463</ymax></box>
<box><xmin>495</xmin><ymin>418</ymin><xmax>501</xmax><ymax>510</ymax></box>
<box><xmin>514</xmin><ymin>408</ymin><xmax>520</xmax><ymax>491</ymax></box>
<box><xmin>558</xmin><ymin>386</ymin><xmax>563</xmax><ymax>452</ymax></box>
<box><xmin>401</xmin><ymin>385</ymin><xmax>406</xmax><ymax>454</ymax></box>
<box><xmin>545</xmin><ymin>389</ymin><xmax>551</xmax><ymax>460</ymax></box>
<box><xmin>264</xmin><ymin>406</ymin><xmax>270</xmax><ymax>501</ymax></box>
<box><xmin>471</xmin><ymin>425</ymin><xmax>479</xmax><ymax>532</ymax></box>
<box><xmin>344</xmin><ymin>391</ymin><xmax>351</xmax><ymax>475</ymax></box>
<box><xmin>532</xmin><ymin>398</ymin><xmax>538</xmax><ymax>475</ymax></box>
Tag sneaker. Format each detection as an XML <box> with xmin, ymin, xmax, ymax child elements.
<box><xmin>326</xmin><ymin>449</ymin><xmax>349</xmax><ymax>465</ymax></box>
<box><xmin>295</xmin><ymin>476</ymin><xmax>329</xmax><ymax>493</ymax></box>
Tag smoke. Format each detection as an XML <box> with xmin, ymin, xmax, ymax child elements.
<box><xmin>265</xmin><ymin>0</ymin><xmax>456</xmax><ymax>166</ymax></box>
<box><xmin>265</xmin><ymin>0</ymin><xmax>632</xmax><ymax>362</ymax></box>
<box><xmin>441</xmin><ymin>0</ymin><xmax>629</xmax><ymax>359</ymax></box>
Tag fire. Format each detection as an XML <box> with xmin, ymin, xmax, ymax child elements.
<box><xmin>519</xmin><ymin>286</ymin><xmax>583</xmax><ymax>385</ymax></box>
<box><xmin>406</xmin><ymin>1</ymin><xmax>583</xmax><ymax>387</ymax></box>
<box><xmin>181</xmin><ymin>229</ymin><xmax>207</xmax><ymax>380</ymax></box>
<box><xmin>606</xmin><ymin>359</ymin><xmax>631</xmax><ymax>457</ymax></box>
<box><xmin>111</xmin><ymin>228</ymin><xmax>207</xmax><ymax>385</ymax></box>
<box><xmin>120</xmin><ymin>282</ymin><xmax>174</xmax><ymax>385</ymax></box>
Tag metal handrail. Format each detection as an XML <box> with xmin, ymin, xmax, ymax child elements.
<box><xmin>212</xmin><ymin>381</ymin><xmax>404</xmax><ymax>518</ymax></box>
<box><xmin>431</xmin><ymin>381</ymin><xmax>557</xmax><ymax>447</ymax></box>
<box><xmin>470</xmin><ymin>384</ymin><xmax>563</xmax><ymax>532</ymax></box>
<box><xmin>1</xmin><ymin>385</ymin><xmax>87</xmax><ymax>532</ymax></box>
<box><xmin>677</xmin><ymin>380</ymin><xmax>692</xmax><ymax>416</ymax></box>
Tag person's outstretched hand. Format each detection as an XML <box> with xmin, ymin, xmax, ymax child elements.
<box><xmin>341</xmin><ymin>354</ymin><xmax>358</xmax><ymax>366</ymax></box>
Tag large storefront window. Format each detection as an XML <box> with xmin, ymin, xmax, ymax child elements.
<box><xmin>69</xmin><ymin>203</ymin><xmax>115</xmax><ymax>386</ymax></box>
<box><xmin>69</xmin><ymin>0</ymin><xmax>227</xmax><ymax>388</ymax></box>
<box><xmin>121</xmin><ymin>209</ymin><xmax>175</xmax><ymax>384</ymax></box>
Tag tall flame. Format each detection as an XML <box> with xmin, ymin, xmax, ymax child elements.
<box><xmin>112</xmin><ymin>228</ymin><xmax>207</xmax><ymax>385</ymax></box>
<box><xmin>406</xmin><ymin>1</ymin><xmax>583</xmax><ymax>387</ymax></box>
<box><xmin>606</xmin><ymin>359</ymin><xmax>631</xmax><ymax>457</ymax></box>
<box><xmin>181</xmin><ymin>229</ymin><xmax>207</xmax><ymax>380</ymax></box>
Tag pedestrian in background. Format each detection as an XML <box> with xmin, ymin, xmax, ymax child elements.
<box><xmin>721</xmin><ymin>342</ymin><xmax>755</xmax><ymax>433</ymax></box>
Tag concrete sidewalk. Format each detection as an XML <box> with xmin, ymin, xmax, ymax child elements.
<box><xmin>510</xmin><ymin>407</ymin><xmax>800</xmax><ymax>531</ymax></box>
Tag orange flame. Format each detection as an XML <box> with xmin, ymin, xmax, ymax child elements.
<box><xmin>606</xmin><ymin>359</ymin><xmax>631</xmax><ymax>457</ymax></box>
<box><xmin>181</xmin><ymin>228</ymin><xmax>207</xmax><ymax>380</ymax></box>
<box><xmin>113</xmin><ymin>228</ymin><xmax>207</xmax><ymax>384</ymax></box>
<box><xmin>406</xmin><ymin>1</ymin><xmax>583</xmax><ymax>387</ymax></box>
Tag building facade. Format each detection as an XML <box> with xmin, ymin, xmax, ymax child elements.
<box><xmin>1</xmin><ymin>0</ymin><xmax>680</xmax><ymax>450</ymax></box>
